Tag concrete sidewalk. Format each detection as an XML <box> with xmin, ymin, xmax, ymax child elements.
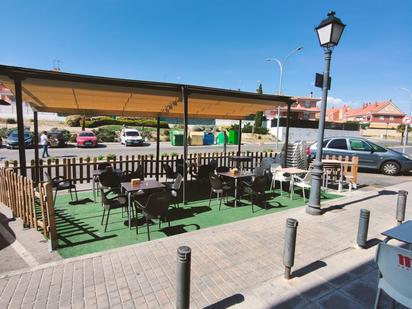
<box><xmin>0</xmin><ymin>182</ymin><xmax>411</xmax><ymax>309</ymax></box>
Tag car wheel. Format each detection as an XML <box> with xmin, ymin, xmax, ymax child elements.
<box><xmin>381</xmin><ymin>161</ymin><xmax>400</xmax><ymax>176</ymax></box>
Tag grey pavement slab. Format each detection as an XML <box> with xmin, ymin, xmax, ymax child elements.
<box><xmin>0</xmin><ymin>180</ymin><xmax>411</xmax><ymax>308</ymax></box>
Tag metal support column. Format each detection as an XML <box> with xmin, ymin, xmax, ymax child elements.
<box><xmin>14</xmin><ymin>78</ymin><xmax>27</xmax><ymax>176</ymax></box>
<box><xmin>182</xmin><ymin>86</ymin><xmax>189</xmax><ymax>205</ymax></box>
<box><xmin>33</xmin><ymin>111</ymin><xmax>40</xmax><ymax>185</ymax></box>
<box><xmin>307</xmin><ymin>49</ymin><xmax>333</xmax><ymax>215</ymax></box>
<box><xmin>237</xmin><ymin>120</ymin><xmax>242</xmax><ymax>155</ymax></box>
<box><xmin>283</xmin><ymin>103</ymin><xmax>291</xmax><ymax>167</ymax></box>
<box><xmin>155</xmin><ymin>116</ymin><xmax>160</xmax><ymax>181</ymax></box>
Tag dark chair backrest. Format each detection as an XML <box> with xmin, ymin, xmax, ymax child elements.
<box><xmin>135</xmin><ymin>165</ymin><xmax>144</xmax><ymax>180</ymax></box>
<box><xmin>144</xmin><ymin>191</ymin><xmax>170</xmax><ymax>218</ymax></box>
<box><xmin>208</xmin><ymin>159</ymin><xmax>218</xmax><ymax>171</ymax></box>
<box><xmin>98</xmin><ymin>162</ymin><xmax>112</xmax><ymax>170</ymax></box>
<box><xmin>122</xmin><ymin>166</ymin><xmax>144</xmax><ymax>182</ymax></box>
<box><xmin>99</xmin><ymin>171</ymin><xmax>121</xmax><ymax>188</ymax></box>
<box><xmin>260</xmin><ymin>157</ymin><xmax>273</xmax><ymax>171</ymax></box>
<box><xmin>254</xmin><ymin>166</ymin><xmax>265</xmax><ymax>177</ymax></box>
<box><xmin>216</xmin><ymin>166</ymin><xmax>230</xmax><ymax>173</ymax></box>
<box><xmin>162</xmin><ymin>164</ymin><xmax>174</xmax><ymax>178</ymax></box>
<box><xmin>252</xmin><ymin>176</ymin><xmax>267</xmax><ymax>193</ymax></box>
<box><xmin>209</xmin><ymin>173</ymin><xmax>223</xmax><ymax>190</ymax></box>
<box><xmin>198</xmin><ymin>165</ymin><xmax>212</xmax><ymax>179</ymax></box>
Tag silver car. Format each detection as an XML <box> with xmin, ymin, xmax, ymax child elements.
<box><xmin>308</xmin><ymin>137</ymin><xmax>412</xmax><ymax>175</ymax></box>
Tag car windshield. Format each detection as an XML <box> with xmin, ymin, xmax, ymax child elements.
<box><xmin>79</xmin><ymin>132</ymin><xmax>94</xmax><ymax>137</ymax></box>
<box><xmin>126</xmin><ymin>131</ymin><xmax>139</xmax><ymax>136</ymax></box>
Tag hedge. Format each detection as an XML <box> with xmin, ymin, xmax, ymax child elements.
<box><xmin>84</xmin><ymin>117</ymin><xmax>169</xmax><ymax>128</ymax></box>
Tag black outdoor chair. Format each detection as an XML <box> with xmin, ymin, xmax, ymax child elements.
<box><xmin>208</xmin><ymin>159</ymin><xmax>218</xmax><ymax>172</ymax></box>
<box><xmin>209</xmin><ymin>173</ymin><xmax>231</xmax><ymax>210</ymax></box>
<box><xmin>164</xmin><ymin>173</ymin><xmax>183</xmax><ymax>208</ymax></box>
<box><xmin>216</xmin><ymin>166</ymin><xmax>230</xmax><ymax>173</ymax></box>
<box><xmin>135</xmin><ymin>190</ymin><xmax>171</xmax><ymax>240</ymax></box>
<box><xmin>162</xmin><ymin>163</ymin><xmax>178</xmax><ymax>182</ymax></box>
<box><xmin>100</xmin><ymin>188</ymin><xmax>128</xmax><ymax>232</ymax></box>
<box><xmin>45</xmin><ymin>172</ymin><xmax>78</xmax><ymax>204</ymax></box>
<box><xmin>241</xmin><ymin>176</ymin><xmax>268</xmax><ymax>213</ymax></box>
<box><xmin>176</xmin><ymin>159</ymin><xmax>185</xmax><ymax>175</ymax></box>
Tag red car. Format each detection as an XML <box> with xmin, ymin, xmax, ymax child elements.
<box><xmin>76</xmin><ymin>131</ymin><xmax>98</xmax><ymax>147</ymax></box>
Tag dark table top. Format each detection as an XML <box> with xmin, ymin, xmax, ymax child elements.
<box><xmin>121</xmin><ymin>179</ymin><xmax>165</xmax><ymax>193</ymax></box>
<box><xmin>92</xmin><ymin>168</ymin><xmax>122</xmax><ymax>176</ymax></box>
<box><xmin>382</xmin><ymin>220</ymin><xmax>412</xmax><ymax>244</ymax></box>
<box><xmin>218</xmin><ymin>171</ymin><xmax>254</xmax><ymax>179</ymax></box>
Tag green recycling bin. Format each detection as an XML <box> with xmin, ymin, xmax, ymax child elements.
<box><xmin>228</xmin><ymin>130</ymin><xmax>239</xmax><ymax>145</ymax></box>
<box><xmin>170</xmin><ymin>130</ymin><xmax>184</xmax><ymax>146</ymax></box>
<box><xmin>216</xmin><ymin>132</ymin><xmax>225</xmax><ymax>145</ymax></box>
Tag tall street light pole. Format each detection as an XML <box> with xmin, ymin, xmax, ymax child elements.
<box><xmin>306</xmin><ymin>11</ymin><xmax>346</xmax><ymax>215</ymax></box>
<box><xmin>400</xmin><ymin>87</ymin><xmax>412</xmax><ymax>153</ymax></box>
<box><xmin>266</xmin><ymin>46</ymin><xmax>303</xmax><ymax>151</ymax></box>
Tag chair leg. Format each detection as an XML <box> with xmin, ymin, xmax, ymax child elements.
<box><xmin>158</xmin><ymin>219</ymin><xmax>161</xmax><ymax>230</ymax></box>
<box><xmin>74</xmin><ymin>187</ymin><xmax>78</xmax><ymax>201</ymax></box>
<box><xmin>373</xmin><ymin>287</ymin><xmax>381</xmax><ymax>309</ymax></box>
<box><xmin>251</xmin><ymin>194</ymin><xmax>254</xmax><ymax>213</ymax></box>
<box><xmin>104</xmin><ymin>209</ymin><xmax>111</xmax><ymax>232</ymax></box>
<box><xmin>208</xmin><ymin>189</ymin><xmax>212</xmax><ymax>208</ymax></box>
<box><xmin>302</xmin><ymin>187</ymin><xmax>306</xmax><ymax>203</ymax></box>
<box><xmin>147</xmin><ymin>221</ymin><xmax>150</xmax><ymax>241</ymax></box>
<box><xmin>54</xmin><ymin>190</ymin><xmax>58</xmax><ymax>204</ymax></box>
<box><xmin>69</xmin><ymin>188</ymin><xmax>73</xmax><ymax>200</ymax></box>
<box><xmin>280</xmin><ymin>181</ymin><xmax>283</xmax><ymax>196</ymax></box>
<box><xmin>101</xmin><ymin>209</ymin><xmax>106</xmax><ymax>225</ymax></box>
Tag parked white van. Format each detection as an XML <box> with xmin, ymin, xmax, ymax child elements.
<box><xmin>120</xmin><ymin>128</ymin><xmax>143</xmax><ymax>146</ymax></box>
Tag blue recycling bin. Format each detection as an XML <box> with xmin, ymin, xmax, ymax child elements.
<box><xmin>203</xmin><ymin>133</ymin><xmax>214</xmax><ymax>145</ymax></box>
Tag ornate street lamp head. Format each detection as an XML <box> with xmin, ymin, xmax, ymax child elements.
<box><xmin>315</xmin><ymin>11</ymin><xmax>346</xmax><ymax>49</ymax></box>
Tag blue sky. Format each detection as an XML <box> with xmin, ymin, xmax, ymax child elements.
<box><xmin>2</xmin><ymin>0</ymin><xmax>412</xmax><ymax>113</ymax></box>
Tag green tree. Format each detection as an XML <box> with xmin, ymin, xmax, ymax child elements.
<box><xmin>397</xmin><ymin>124</ymin><xmax>412</xmax><ymax>144</ymax></box>
<box><xmin>254</xmin><ymin>82</ymin><xmax>264</xmax><ymax>131</ymax></box>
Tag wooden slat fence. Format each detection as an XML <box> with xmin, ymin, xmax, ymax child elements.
<box><xmin>0</xmin><ymin>167</ymin><xmax>57</xmax><ymax>250</ymax></box>
<box><xmin>324</xmin><ymin>155</ymin><xmax>359</xmax><ymax>184</ymax></box>
<box><xmin>3</xmin><ymin>151</ymin><xmax>277</xmax><ymax>184</ymax></box>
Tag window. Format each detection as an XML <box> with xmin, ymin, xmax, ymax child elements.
<box><xmin>380</xmin><ymin>116</ymin><xmax>385</xmax><ymax>120</ymax></box>
<box><xmin>327</xmin><ymin>139</ymin><xmax>348</xmax><ymax>150</ymax></box>
<box><xmin>349</xmin><ymin>139</ymin><xmax>372</xmax><ymax>152</ymax></box>
<box><xmin>303</xmin><ymin>112</ymin><xmax>310</xmax><ymax>120</ymax></box>
<box><xmin>389</xmin><ymin>116</ymin><xmax>394</xmax><ymax>121</ymax></box>
<box><xmin>322</xmin><ymin>139</ymin><xmax>331</xmax><ymax>148</ymax></box>
<box><xmin>369</xmin><ymin>141</ymin><xmax>387</xmax><ymax>153</ymax></box>
<box><xmin>304</xmin><ymin>101</ymin><xmax>311</xmax><ymax>108</ymax></box>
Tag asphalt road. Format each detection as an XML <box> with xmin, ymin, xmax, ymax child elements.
<box><xmin>0</xmin><ymin>142</ymin><xmax>281</xmax><ymax>162</ymax></box>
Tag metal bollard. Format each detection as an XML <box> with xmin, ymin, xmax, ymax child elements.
<box><xmin>357</xmin><ymin>209</ymin><xmax>370</xmax><ymax>248</ymax></box>
<box><xmin>176</xmin><ymin>246</ymin><xmax>191</xmax><ymax>309</ymax></box>
<box><xmin>283</xmin><ymin>218</ymin><xmax>298</xmax><ymax>279</ymax></box>
<box><xmin>396</xmin><ymin>190</ymin><xmax>408</xmax><ymax>225</ymax></box>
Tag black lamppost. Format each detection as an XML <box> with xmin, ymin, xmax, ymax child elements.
<box><xmin>306</xmin><ymin>11</ymin><xmax>345</xmax><ymax>215</ymax></box>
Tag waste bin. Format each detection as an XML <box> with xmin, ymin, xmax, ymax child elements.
<box><xmin>203</xmin><ymin>133</ymin><xmax>214</xmax><ymax>145</ymax></box>
<box><xmin>216</xmin><ymin>132</ymin><xmax>225</xmax><ymax>145</ymax></box>
<box><xmin>228</xmin><ymin>130</ymin><xmax>239</xmax><ymax>145</ymax></box>
<box><xmin>189</xmin><ymin>132</ymin><xmax>204</xmax><ymax>146</ymax></box>
<box><xmin>170</xmin><ymin>130</ymin><xmax>184</xmax><ymax>146</ymax></box>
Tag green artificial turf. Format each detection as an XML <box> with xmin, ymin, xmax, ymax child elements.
<box><xmin>55</xmin><ymin>188</ymin><xmax>341</xmax><ymax>258</ymax></box>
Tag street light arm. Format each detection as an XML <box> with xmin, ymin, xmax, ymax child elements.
<box><xmin>400</xmin><ymin>87</ymin><xmax>412</xmax><ymax>115</ymax></box>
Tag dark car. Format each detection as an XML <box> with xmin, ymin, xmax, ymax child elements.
<box><xmin>48</xmin><ymin>131</ymin><xmax>67</xmax><ymax>148</ymax></box>
<box><xmin>308</xmin><ymin>137</ymin><xmax>412</xmax><ymax>175</ymax></box>
<box><xmin>6</xmin><ymin>130</ymin><xmax>33</xmax><ymax>149</ymax></box>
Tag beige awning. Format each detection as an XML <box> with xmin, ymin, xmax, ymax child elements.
<box><xmin>0</xmin><ymin>65</ymin><xmax>293</xmax><ymax>120</ymax></box>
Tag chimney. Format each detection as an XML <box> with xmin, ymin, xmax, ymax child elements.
<box><xmin>310</xmin><ymin>91</ymin><xmax>313</xmax><ymax>98</ymax></box>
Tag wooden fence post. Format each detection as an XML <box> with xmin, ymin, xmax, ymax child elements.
<box><xmin>44</xmin><ymin>182</ymin><xmax>58</xmax><ymax>251</ymax></box>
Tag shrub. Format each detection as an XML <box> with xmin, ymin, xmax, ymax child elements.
<box><xmin>106</xmin><ymin>153</ymin><xmax>116</xmax><ymax>160</ymax></box>
<box><xmin>65</xmin><ymin>115</ymin><xmax>82</xmax><ymax>127</ymax></box>
<box><xmin>163</xmin><ymin>129</ymin><xmax>170</xmax><ymax>136</ymax></box>
<box><xmin>92</xmin><ymin>127</ymin><xmax>119</xmax><ymax>142</ymax></box>
<box><xmin>255</xmin><ymin>127</ymin><xmax>269</xmax><ymax>134</ymax></box>
<box><xmin>84</xmin><ymin>116</ymin><xmax>169</xmax><ymax>128</ymax></box>
<box><xmin>192</xmin><ymin>126</ymin><xmax>204</xmax><ymax>132</ymax></box>
<box><xmin>69</xmin><ymin>134</ymin><xmax>77</xmax><ymax>143</ymax></box>
<box><xmin>97</xmin><ymin>155</ymin><xmax>104</xmax><ymax>160</ymax></box>
<box><xmin>6</xmin><ymin>118</ymin><xmax>16</xmax><ymax>124</ymax></box>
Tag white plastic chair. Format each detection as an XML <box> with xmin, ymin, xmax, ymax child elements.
<box><xmin>270</xmin><ymin>163</ymin><xmax>291</xmax><ymax>196</ymax></box>
<box><xmin>374</xmin><ymin>242</ymin><xmax>412</xmax><ymax>308</ymax></box>
<box><xmin>291</xmin><ymin>171</ymin><xmax>312</xmax><ymax>202</ymax></box>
